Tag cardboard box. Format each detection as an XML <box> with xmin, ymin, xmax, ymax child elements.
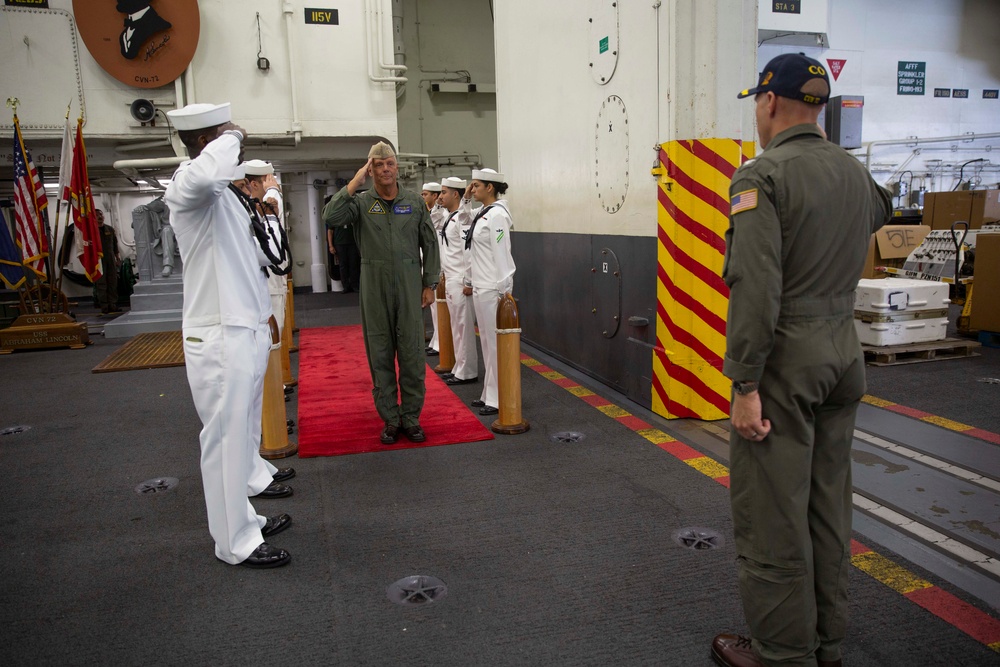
<box><xmin>970</xmin><ymin>232</ymin><xmax>1000</xmax><ymax>332</ymax></box>
<box><xmin>923</xmin><ymin>189</ymin><xmax>1000</xmax><ymax>231</ymax></box>
<box><xmin>861</xmin><ymin>224</ymin><xmax>931</xmax><ymax>279</ymax></box>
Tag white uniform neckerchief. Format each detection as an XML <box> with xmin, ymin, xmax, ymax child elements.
<box><xmin>440</xmin><ymin>209</ymin><xmax>460</xmax><ymax>246</ymax></box>
<box><xmin>227</xmin><ymin>184</ymin><xmax>293</xmax><ymax>276</ymax></box>
<box><xmin>464</xmin><ymin>205</ymin><xmax>494</xmax><ymax>250</ymax></box>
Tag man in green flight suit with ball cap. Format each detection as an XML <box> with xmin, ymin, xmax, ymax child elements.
<box><xmin>323</xmin><ymin>141</ymin><xmax>440</xmax><ymax>445</ymax></box>
<box><xmin>711</xmin><ymin>53</ymin><xmax>892</xmax><ymax>667</ymax></box>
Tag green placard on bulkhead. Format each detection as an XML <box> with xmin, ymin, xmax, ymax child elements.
<box><xmin>599</xmin><ymin>36</ymin><xmax>609</xmax><ymax>54</ymax></box>
<box><xmin>897</xmin><ymin>61</ymin><xmax>926</xmax><ymax>96</ymax></box>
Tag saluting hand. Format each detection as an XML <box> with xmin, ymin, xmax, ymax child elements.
<box><xmin>347</xmin><ymin>159</ymin><xmax>372</xmax><ymax>196</ymax></box>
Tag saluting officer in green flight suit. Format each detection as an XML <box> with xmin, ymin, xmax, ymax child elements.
<box><xmin>711</xmin><ymin>54</ymin><xmax>892</xmax><ymax>667</ymax></box>
<box><xmin>323</xmin><ymin>142</ymin><xmax>441</xmax><ymax>445</ymax></box>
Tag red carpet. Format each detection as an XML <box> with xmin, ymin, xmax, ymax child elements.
<box><xmin>297</xmin><ymin>325</ymin><xmax>495</xmax><ymax>456</ymax></box>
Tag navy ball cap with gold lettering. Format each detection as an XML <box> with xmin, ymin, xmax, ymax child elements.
<box><xmin>737</xmin><ymin>53</ymin><xmax>830</xmax><ymax>105</ymax></box>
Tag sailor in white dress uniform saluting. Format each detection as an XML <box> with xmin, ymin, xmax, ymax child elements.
<box><xmin>165</xmin><ymin>102</ymin><xmax>293</xmax><ymax>569</ymax></box>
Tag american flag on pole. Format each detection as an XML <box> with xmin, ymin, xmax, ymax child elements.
<box><xmin>12</xmin><ymin>115</ymin><xmax>50</xmax><ymax>279</ymax></box>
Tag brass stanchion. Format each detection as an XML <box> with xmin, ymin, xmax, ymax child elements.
<box><xmin>281</xmin><ymin>287</ymin><xmax>296</xmax><ymax>387</ymax></box>
<box><xmin>492</xmin><ymin>293</ymin><xmax>529</xmax><ymax>435</ymax></box>
<box><xmin>261</xmin><ymin>316</ymin><xmax>297</xmax><ymax>459</ymax></box>
<box><xmin>433</xmin><ymin>280</ymin><xmax>454</xmax><ymax>373</ymax></box>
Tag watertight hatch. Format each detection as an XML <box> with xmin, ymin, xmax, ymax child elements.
<box><xmin>592</xmin><ymin>246</ymin><xmax>622</xmax><ymax>338</ymax></box>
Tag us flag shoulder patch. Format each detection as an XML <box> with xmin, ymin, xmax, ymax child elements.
<box><xmin>730</xmin><ymin>189</ymin><xmax>758</xmax><ymax>215</ymax></box>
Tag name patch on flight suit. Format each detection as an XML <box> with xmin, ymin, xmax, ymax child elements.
<box><xmin>369</xmin><ymin>201</ymin><xmax>387</xmax><ymax>214</ymax></box>
<box><xmin>731</xmin><ymin>189</ymin><xmax>758</xmax><ymax>215</ymax></box>
<box><xmin>393</xmin><ymin>204</ymin><xmax>412</xmax><ymax>215</ymax></box>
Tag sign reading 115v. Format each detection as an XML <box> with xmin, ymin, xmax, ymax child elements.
<box><xmin>305</xmin><ymin>8</ymin><xmax>339</xmax><ymax>25</ymax></box>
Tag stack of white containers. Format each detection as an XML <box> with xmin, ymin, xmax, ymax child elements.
<box><xmin>854</xmin><ymin>278</ymin><xmax>951</xmax><ymax>346</ymax></box>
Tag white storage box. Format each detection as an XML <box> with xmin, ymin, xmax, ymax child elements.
<box><xmin>855</xmin><ymin>317</ymin><xmax>949</xmax><ymax>346</ymax></box>
<box><xmin>854</xmin><ymin>278</ymin><xmax>950</xmax><ymax>315</ymax></box>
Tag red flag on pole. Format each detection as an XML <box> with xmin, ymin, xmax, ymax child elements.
<box><xmin>11</xmin><ymin>115</ymin><xmax>49</xmax><ymax>279</ymax></box>
<box><xmin>69</xmin><ymin>119</ymin><xmax>103</xmax><ymax>282</ymax></box>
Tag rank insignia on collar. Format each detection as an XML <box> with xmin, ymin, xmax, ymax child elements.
<box><xmin>369</xmin><ymin>201</ymin><xmax>386</xmax><ymax>214</ymax></box>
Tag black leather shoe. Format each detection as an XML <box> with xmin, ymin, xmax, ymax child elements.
<box><xmin>284</xmin><ymin>385</ymin><xmax>295</xmax><ymax>395</ymax></box>
<box><xmin>446</xmin><ymin>376</ymin><xmax>478</xmax><ymax>385</ymax></box>
<box><xmin>435</xmin><ymin>369</ymin><xmax>453</xmax><ymax>376</ymax></box>
<box><xmin>403</xmin><ymin>425</ymin><xmax>426</xmax><ymax>442</ymax></box>
<box><xmin>272</xmin><ymin>467</ymin><xmax>296</xmax><ymax>483</ymax></box>
<box><xmin>286</xmin><ymin>419</ymin><xmax>295</xmax><ymax>427</ymax></box>
<box><xmin>711</xmin><ymin>634</ymin><xmax>763</xmax><ymax>667</ymax></box>
<box><xmin>262</xmin><ymin>513</ymin><xmax>292</xmax><ymax>538</ymax></box>
<box><xmin>238</xmin><ymin>542</ymin><xmax>291</xmax><ymax>569</ymax></box>
<box><xmin>426</xmin><ymin>347</ymin><xmax>439</xmax><ymax>356</ymax></box>
<box><xmin>253</xmin><ymin>482</ymin><xmax>293</xmax><ymax>498</ymax></box>
<box><xmin>471</xmin><ymin>399</ymin><xmax>486</xmax><ymax>408</ymax></box>
<box><xmin>478</xmin><ymin>406</ymin><xmax>498</xmax><ymax>416</ymax></box>
<box><xmin>380</xmin><ymin>422</ymin><xmax>400</xmax><ymax>445</ymax></box>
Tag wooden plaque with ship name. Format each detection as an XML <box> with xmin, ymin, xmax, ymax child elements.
<box><xmin>0</xmin><ymin>313</ymin><xmax>91</xmax><ymax>354</ymax></box>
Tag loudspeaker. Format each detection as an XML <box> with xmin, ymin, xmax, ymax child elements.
<box><xmin>130</xmin><ymin>99</ymin><xmax>156</xmax><ymax>124</ymax></box>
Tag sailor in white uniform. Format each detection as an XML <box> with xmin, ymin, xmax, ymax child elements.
<box><xmin>421</xmin><ymin>182</ymin><xmax>443</xmax><ymax>355</ymax></box>
<box><xmin>241</xmin><ymin>159</ymin><xmax>289</xmax><ymax>334</ymax></box>
<box><xmin>165</xmin><ymin>102</ymin><xmax>292</xmax><ymax>569</ymax></box>
<box><xmin>465</xmin><ymin>168</ymin><xmax>516</xmax><ymax>415</ymax></box>
<box><xmin>235</xmin><ymin>160</ymin><xmax>296</xmax><ymax>492</ymax></box>
<box><xmin>437</xmin><ymin>177</ymin><xmax>478</xmax><ymax>385</ymax></box>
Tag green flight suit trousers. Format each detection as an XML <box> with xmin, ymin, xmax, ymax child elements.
<box><xmin>730</xmin><ymin>314</ymin><xmax>866</xmax><ymax>666</ymax></box>
<box><xmin>359</xmin><ymin>256</ymin><xmax>426</xmax><ymax>428</ymax></box>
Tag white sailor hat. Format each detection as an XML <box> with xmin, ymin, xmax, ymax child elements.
<box><xmin>421</xmin><ymin>182</ymin><xmax>442</xmax><ymax>192</ymax></box>
<box><xmin>167</xmin><ymin>102</ymin><xmax>231</xmax><ymax>131</ymax></box>
<box><xmin>243</xmin><ymin>160</ymin><xmax>274</xmax><ymax>176</ymax></box>
<box><xmin>441</xmin><ymin>177</ymin><xmax>467</xmax><ymax>190</ymax></box>
<box><xmin>472</xmin><ymin>168</ymin><xmax>505</xmax><ymax>183</ymax></box>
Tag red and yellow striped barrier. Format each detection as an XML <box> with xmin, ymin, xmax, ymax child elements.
<box><xmin>652</xmin><ymin>138</ymin><xmax>754</xmax><ymax>420</ymax></box>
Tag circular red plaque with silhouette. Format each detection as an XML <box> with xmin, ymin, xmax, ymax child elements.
<box><xmin>73</xmin><ymin>0</ymin><xmax>200</xmax><ymax>89</ymax></box>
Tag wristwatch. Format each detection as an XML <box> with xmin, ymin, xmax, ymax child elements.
<box><xmin>733</xmin><ymin>380</ymin><xmax>759</xmax><ymax>395</ymax></box>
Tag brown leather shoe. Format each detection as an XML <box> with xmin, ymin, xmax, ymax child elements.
<box><xmin>711</xmin><ymin>634</ymin><xmax>763</xmax><ymax>667</ymax></box>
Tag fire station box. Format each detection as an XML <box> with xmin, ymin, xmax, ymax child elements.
<box><xmin>860</xmin><ymin>225</ymin><xmax>930</xmax><ymax>279</ymax></box>
<box><xmin>923</xmin><ymin>190</ymin><xmax>1000</xmax><ymax>231</ymax></box>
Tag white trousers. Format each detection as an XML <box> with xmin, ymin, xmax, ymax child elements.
<box><xmin>472</xmin><ymin>287</ymin><xmax>501</xmax><ymax>407</ymax></box>
<box><xmin>446</xmin><ymin>277</ymin><xmax>477</xmax><ymax>381</ymax></box>
<box><xmin>183</xmin><ymin>321</ymin><xmax>275</xmax><ymax>564</ymax></box>
<box><xmin>429</xmin><ymin>291</ymin><xmax>439</xmax><ymax>351</ymax></box>
<box><xmin>268</xmin><ymin>276</ymin><xmax>287</xmax><ymax>337</ymax></box>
